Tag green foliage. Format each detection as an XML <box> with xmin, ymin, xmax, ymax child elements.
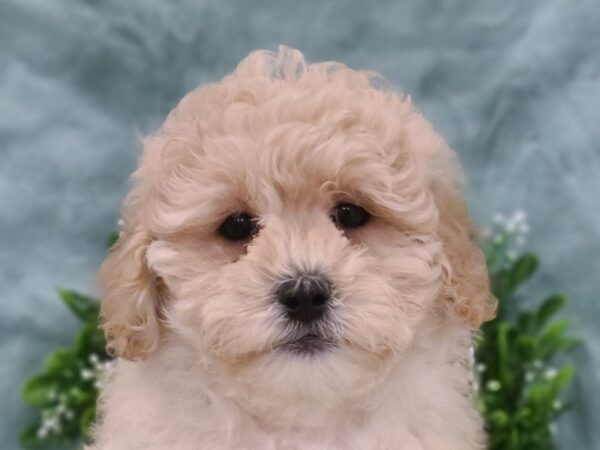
<box><xmin>477</xmin><ymin>211</ymin><xmax>579</xmax><ymax>450</ymax></box>
<box><xmin>106</xmin><ymin>232</ymin><xmax>119</xmax><ymax>248</ymax></box>
<box><xmin>20</xmin><ymin>290</ymin><xmax>111</xmax><ymax>449</ymax></box>
<box><xmin>20</xmin><ymin>213</ymin><xmax>578</xmax><ymax>449</ymax></box>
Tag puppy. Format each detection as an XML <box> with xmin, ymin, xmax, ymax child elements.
<box><xmin>89</xmin><ymin>46</ymin><xmax>496</xmax><ymax>450</ymax></box>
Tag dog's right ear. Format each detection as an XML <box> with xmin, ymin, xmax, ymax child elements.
<box><xmin>99</xmin><ymin>224</ymin><xmax>161</xmax><ymax>361</ymax></box>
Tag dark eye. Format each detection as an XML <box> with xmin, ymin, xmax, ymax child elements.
<box><xmin>218</xmin><ymin>213</ymin><xmax>258</xmax><ymax>241</ymax></box>
<box><xmin>332</xmin><ymin>203</ymin><xmax>370</xmax><ymax>229</ymax></box>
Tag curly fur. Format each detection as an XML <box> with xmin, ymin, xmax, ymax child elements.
<box><xmin>88</xmin><ymin>46</ymin><xmax>496</xmax><ymax>450</ymax></box>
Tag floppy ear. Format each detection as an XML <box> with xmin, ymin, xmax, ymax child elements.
<box><xmin>435</xmin><ymin>182</ymin><xmax>497</xmax><ymax>328</ymax></box>
<box><xmin>99</xmin><ymin>224</ymin><xmax>161</xmax><ymax>360</ymax></box>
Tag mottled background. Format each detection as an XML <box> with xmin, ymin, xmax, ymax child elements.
<box><xmin>1</xmin><ymin>0</ymin><xmax>599</xmax><ymax>448</ymax></box>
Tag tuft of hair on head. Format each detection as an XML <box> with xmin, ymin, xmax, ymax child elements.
<box><xmin>233</xmin><ymin>45</ymin><xmax>397</xmax><ymax>94</ymax></box>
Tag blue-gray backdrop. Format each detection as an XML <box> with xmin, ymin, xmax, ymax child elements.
<box><xmin>1</xmin><ymin>1</ymin><xmax>599</xmax><ymax>449</ymax></box>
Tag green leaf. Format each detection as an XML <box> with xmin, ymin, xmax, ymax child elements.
<box><xmin>536</xmin><ymin>294</ymin><xmax>568</xmax><ymax>330</ymax></box>
<box><xmin>490</xmin><ymin>270</ymin><xmax>512</xmax><ymax>318</ymax></box>
<box><xmin>538</xmin><ymin>320</ymin><xmax>571</xmax><ymax>359</ymax></box>
<box><xmin>75</xmin><ymin>323</ymin><xmax>107</xmax><ymax>357</ymax></box>
<box><xmin>508</xmin><ymin>253</ymin><xmax>539</xmax><ymax>291</ymax></box>
<box><xmin>517</xmin><ymin>311</ymin><xmax>535</xmax><ymax>333</ymax></box>
<box><xmin>80</xmin><ymin>407</ymin><xmax>96</xmax><ymax>434</ymax></box>
<box><xmin>553</xmin><ymin>365</ymin><xmax>576</xmax><ymax>391</ymax></box>
<box><xmin>490</xmin><ymin>409</ymin><xmax>509</xmax><ymax>427</ymax></box>
<box><xmin>59</xmin><ymin>290</ymin><xmax>100</xmax><ymax>323</ymax></box>
<box><xmin>19</xmin><ymin>423</ymin><xmax>41</xmax><ymax>449</ymax></box>
<box><xmin>517</xmin><ymin>335</ymin><xmax>537</xmax><ymax>362</ymax></box>
<box><xmin>106</xmin><ymin>231</ymin><xmax>119</xmax><ymax>248</ymax></box>
<box><xmin>561</xmin><ymin>337</ymin><xmax>583</xmax><ymax>351</ymax></box>
<box><xmin>44</xmin><ymin>348</ymin><xmax>78</xmax><ymax>375</ymax></box>
<box><xmin>22</xmin><ymin>374</ymin><xmax>57</xmax><ymax>407</ymax></box>
<box><xmin>496</xmin><ymin>322</ymin><xmax>513</xmax><ymax>387</ymax></box>
<box><xmin>71</xmin><ymin>387</ymin><xmax>96</xmax><ymax>407</ymax></box>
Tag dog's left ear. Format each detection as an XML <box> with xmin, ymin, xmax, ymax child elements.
<box><xmin>435</xmin><ymin>182</ymin><xmax>497</xmax><ymax>328</ymax></box>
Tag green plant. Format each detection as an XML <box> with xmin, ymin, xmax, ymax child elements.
<box><xmin>476</xmin><ymin>211</ymin><xmax>579</xmax><ymax>450</ymax></box>
<box><xmin>20</xmin><ymin>213</ymin><xmax>578</xmax><ymax>449</ymax></box>
<box><xmin>20</xmin><ymin>290</ymin><xmax>110</xmax><ymax>449</ymax></box>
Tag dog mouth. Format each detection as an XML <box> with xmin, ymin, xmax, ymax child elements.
<box><xmin>278</xmin><ymin>333</ymin><xmax>335</xmax><ymax>355</ymax></box>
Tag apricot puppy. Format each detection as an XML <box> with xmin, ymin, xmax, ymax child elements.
<box><xmin>89</xmin><ymin>46</ymin><xmax>495</xmax><ymax>450</ymax></box>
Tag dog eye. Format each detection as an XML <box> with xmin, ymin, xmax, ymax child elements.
<box><xmin>332</xmin><ymin>203</ymin><xmax>370</xmax><ymax>229</ymax></box>
<box><xmin>218</xmin><ymin>213</ymin><xmax>258</xmax><ymax>241</ymax></box>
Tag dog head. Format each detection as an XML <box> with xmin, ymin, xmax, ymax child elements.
<box><xmin>99</xmin><ymin>47</ymin><xmax>495</xmax><ymax>421</ymax></box>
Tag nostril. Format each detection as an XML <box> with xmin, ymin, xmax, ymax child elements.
<box><xmin>284</xmin><ymin>294</ymin><xmax>299</xmax><ymax>310</ymax></box>
<box><xmin>312</xmin><ymin>293</ymin><xmax>327</xmax><ymax>308</ymax></box>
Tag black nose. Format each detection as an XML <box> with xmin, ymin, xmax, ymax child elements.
<box><xmin>277</xmin><ymin>275</ymin><xmax>331</xmax><ymax>323</ymax></box>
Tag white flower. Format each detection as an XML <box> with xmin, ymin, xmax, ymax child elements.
<box><xmin>89</xmin><ymin>353</ymin><xmax>100</xmax><ymax>365</ymax></box>
<box><xmin>525</xmin><ymin>371</ymin><xmax>535</xmax><ymax>383</ymax></box>
<box><xmin>505</xmin><ymin>210</ymin><xmax>527</xmax><ymax>233</ymax></box>
<box><xmin>486</xmin><ymin>380</ymin><xmax>501</xmax><ymax>391</ymax></box>
<box><xmin>513</xmin><ymin>209</ymin><xmax>526</xmax><ymax>221</ymax></box>
<box><xmin>549</xmin><ymin>423</ymin><xmax>557</xmax><ymax>435</ymax></box>
<box><xmin>81</xmin><ymin>368</ymin><xmax>94</xmax><ymax>380</ymax></box>
<box><xmin>552</xmin><ymin>399</ymin><xmax>563</xmax><ymax>410</ymax></box>
<box><xmin>476</xmin><ymin>363</ymin><xmax>487</xmax><ymax>373</ymax></box>
<box><xmin>41</xmin><ymin>415</ymin><xmax>61</xmax><ymax>433</ymax></box>
<box><xmin>544</xmin><ymin>368</ymin><xmax>558</xmax><ymax>380</ymax></box>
